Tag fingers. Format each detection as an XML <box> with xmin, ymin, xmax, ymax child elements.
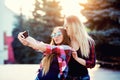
<box><xmin>18</xmin><ymin>31</ymin><xmax>28</xmax><ymax>46</ymax></box>
<box><xmin>18</xmin><ymin>32</ymin><xmax>25</xmax><ymax>39</ymax></box>
<box><xmin>72</xmin><ymin>51</ymin><xmax>77</xmax><ymax>57</ymax></box>
<box><xmin>72</xmin><ymin>51</ymin><xmax>77</xmax><ymax>54</ymax></box>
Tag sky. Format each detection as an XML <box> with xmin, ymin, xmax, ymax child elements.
<box><xmin>5</xmin><ymin>0</ymin><xmax>87</xmax><ymax>18</ymax></box>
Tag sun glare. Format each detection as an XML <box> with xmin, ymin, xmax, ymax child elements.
<box><xmin>59</xmin><ymin>0</ymin><xmax>87</xmax><ymax>22</ymax></box>
<box><xmin>5</xmin><ymin>0</ymin><xmax>87</xmax><ymax>22</ymax></box>
<box><xmin>5</xmin><ymin>0</ymin><xmax>34</xmax><ymax>18</ymax></box>
<box><xmin>59</xmin><ymin>0</ymin><xmax>86</xmax><ymax>16</ymax></box>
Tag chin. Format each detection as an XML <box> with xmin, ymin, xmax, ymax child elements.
<box><xmin>55</xmin><ymin>42</ymin><xmax>61</xmax><ymax>45</ymax></box>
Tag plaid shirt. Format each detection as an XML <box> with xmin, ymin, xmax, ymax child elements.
<box><xmin>86</xmin><ymin>43</ymin><xmax>96</xmax><ymax>68</ymax></box>
<box><xmin>43</xmin><ymin>44</ymin><xmax>73</xmax><ymax>79</ymax></box>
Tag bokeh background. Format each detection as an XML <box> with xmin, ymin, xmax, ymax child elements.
<box><xmin>0</xmin><ymin>0</ymin><xmax>120</xmax><ymax>80</ymax></box>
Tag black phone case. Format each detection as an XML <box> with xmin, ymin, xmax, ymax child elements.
<box><xmin>23</xmin><ymin>31</ymin><xmax>28</xmax><ymax>38</ymax></box>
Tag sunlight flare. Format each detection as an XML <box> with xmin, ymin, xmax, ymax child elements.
<box><xmin>5</xmin><ymin>0</ymin><xmax>87</xmax><ymax>22</ymax></box>
<box><xmin>5</xmin><ymin>0</ymin><xmax>34</xmax><ymax>18</ymax></box>
<box><xmin>59</xmin><ymin>0</ymin><xmax>87</xmax><ymax>22</ymax></box>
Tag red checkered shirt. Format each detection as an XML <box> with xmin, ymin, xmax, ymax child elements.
<box><xmin>44</xmin><ymin>44</ymin><xmax>73</xmax><ymax>78</ymax></box>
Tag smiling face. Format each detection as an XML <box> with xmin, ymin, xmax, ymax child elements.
<box><xmin>51</xmin><ymin>28</ymin><xmax>64</xmax><ymax>45</ymax></box>
<box><xmin>50</xmin><ymin>27</ymin><xmax>70</xmax><ymax>45</ymax></box>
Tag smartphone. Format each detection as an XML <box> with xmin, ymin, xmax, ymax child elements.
<box><xmin>23</xmin><ymin>31</ymin><xmax>29</xmax><ymax>38</ymax></box>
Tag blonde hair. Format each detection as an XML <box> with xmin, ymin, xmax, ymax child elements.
<box><xmin>41</xmin><ymin>54</ymin><xmax>55</xmax><ymax>76</ymax></box>
<box><xmin>66</xmin><ymin>15</ymin><xmax>94</xmax><ymax>58</ymax></box>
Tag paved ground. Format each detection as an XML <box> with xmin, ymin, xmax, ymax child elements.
<box><xmin>0</xmin><ymin>64</ymin><xmax>120</xmax><ymax>80</ymax></box>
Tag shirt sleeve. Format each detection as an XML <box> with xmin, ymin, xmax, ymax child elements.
<box><xmin>44</xmin><ymin>45</ymin><xmax>72</xmax><ymax>59</ymax></box>
<box><xmin>86</xmin><ymin>43</ymin><xmax>96</xmax><ymax>68</ymax></box>
<box><xmin>43</xmin><ymin>44</ymin><xmax>52</xmax><ymax>55</ymax></box>
<box><xmin>58</xmin><ymin>45</ymin><xmax>72</xmax><ymax>60</ymax></box>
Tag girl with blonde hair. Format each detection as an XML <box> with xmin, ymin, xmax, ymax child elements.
<box><xmin>64</xmin><ymin>15</ymin><xmax>96</xmax><ymax>80</ymax></box>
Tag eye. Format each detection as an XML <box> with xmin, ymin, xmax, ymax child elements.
<box><xmin>51</xmin><ymin>31</ymin><xmax>62</xmax><ymax>38</ymax></box>
<box><xmin>56</xmin><ymin>31</ymin><xmax>62</xmax><ymax>36</ymax></box>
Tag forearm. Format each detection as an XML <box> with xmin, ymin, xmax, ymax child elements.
<box><xmin>18</xmin><ymin>32</ymin><xmax>47</xmax><ymax>52</ymax></box>
<box><xmin>75</xmin><ymin>57</ymin><xmax>86</xmax><ymax>66</ymax></box>
<box><xmin>72</xmin><ymin>43</ymin><xmax>95</xmax><ymax>68</ymax></box>
<box><xmin>72</xmin><ymin>52</ymin><xmax>86</xmax><ymax>66</ymax></box>
<box><xmin>75</xmin><ymin>57</ymin><xmax>95</xmax><ymax>68</ymax></box>
<box><xmin>26</xmin><ymin>36</ymin><xmax>46</xmax><ymax>52</ymax></box>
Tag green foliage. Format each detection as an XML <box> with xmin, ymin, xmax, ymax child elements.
<box><xmin>23</xmin><ymin>0</ymin><xmax>64</xmax><ymax>43</ymax></box>
<box><xmin>80</xmin><ymin>0</ymin><xmax>120</xmax><ymax>64</ymax></box>
<box><xmin>42</xmin><ymin>0</ymin><xmax>64</xmax><ymax>27</ymax></box>
<box><xmin>80</xmin><ymin>0</ymin><xmax>120</xmax><ymax>30</ymax></box>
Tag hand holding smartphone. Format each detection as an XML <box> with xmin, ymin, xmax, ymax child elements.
<box><xmin>23</xmin><ymin>31</ymin><xmax>29</xmax><ymax>38</ymax></box>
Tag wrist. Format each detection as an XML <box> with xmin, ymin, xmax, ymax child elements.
<box><xmin>74</xmin><ymin>57</ymin><xmax>79</xmax><ymax>61</ymax></box>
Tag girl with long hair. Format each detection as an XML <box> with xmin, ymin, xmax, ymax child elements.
<box><xmin>18</xmin><ymin>26</ymin><xmax>75</xmax><ymax>80</ymax></box>
<box><xmin>64</xmin><ymin>15</ymin><xmax>96</xmax><ymax>80</ymax></box>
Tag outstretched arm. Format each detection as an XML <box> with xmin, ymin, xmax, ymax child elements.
<box><xmin>18</xmin><ymin>32</ymin><xmax>47</xmax><ymax>52</ymax></box>
<box><xmin>18</xmin><ymin>31</ymin><xmax>75</xmax><ymax>57</ymax></box>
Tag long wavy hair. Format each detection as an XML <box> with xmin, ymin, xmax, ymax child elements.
<box><xmin>65</xmin><ymin>15</ymin><xmax>95</xmax><ymax>58</ymax></box>
<box><xmin>41</xmin><ymin>54</ymin><xmax>55</xmax><ymax>76</ymax></box>
<box><xmin>41</xmin><ymin>26</ymin><xmax>70</xmax><ymax>76</ymax></box>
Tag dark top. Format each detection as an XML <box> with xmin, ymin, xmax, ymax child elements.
<box><xmin>37</xmin><ymin>56</ymin><xmax>60</xmax><ymax>80</ymax></box>
<box><xmin>68</xmin><ymin>44</ymin><xmax>95</xmax><ymax>77</ymax></box>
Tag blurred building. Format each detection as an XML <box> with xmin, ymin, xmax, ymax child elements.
<box><xmin>0</xmin><ymin>0</ymin><xmax>15</xmax><ymax>64</ymax></box>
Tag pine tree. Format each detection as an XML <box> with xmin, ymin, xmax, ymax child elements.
<box><xmin>42</xmin><ymin>0</ymin><xmax>63</xmax><ymax>27</ymax></box>
<box><xmin>81</xmin><ymin>0</ymin><xmax>120</xmax><ymax>30</ymax></box>
<box><xmin>24</xmin><ymin>0</ymin><xmax>63</xmax><ymax>43</ymax></box>
<box><xmin>80</xmin><ymin>0</ymin><xmax>120</xmax><ymax>67</ymax></box>
<box><xmin>12</xmin><ymin>0</ymin><xmax>63</xmax><ymax>64</ymax></box>
<box><xmin>12</xmin><ymin>13</ymin><xmax>24</xmax><ymax>63</ymax></box>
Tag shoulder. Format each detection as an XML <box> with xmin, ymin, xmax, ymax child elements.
<box><xmin>60</xmin><ymin>45</ymin><xmax>72</xmax><ymax>49</ymax></box>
